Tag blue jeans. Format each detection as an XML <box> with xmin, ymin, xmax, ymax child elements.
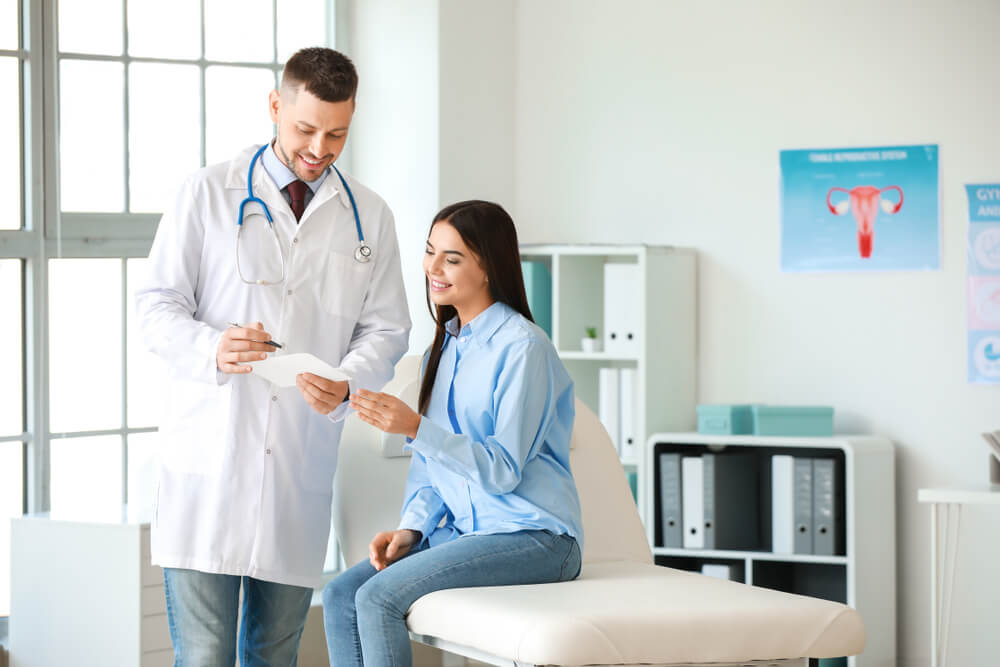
<box><xmin>163</xmin><ymin>568</ymin><xmax>313</xmax><ymax>667</ymax></box>
<box><xmin>322</xmin><ymin>530</ymin><xmax>581</xmax><ymax>667</ymax></box>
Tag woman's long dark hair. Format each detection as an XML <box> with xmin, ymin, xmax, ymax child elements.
<box><xmin>417</xmin><ymin>201</ymin><xmax>534</xmax><ymax>415</ymax></box>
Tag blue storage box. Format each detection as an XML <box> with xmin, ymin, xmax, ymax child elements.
<box><xmin>751</xmin><ymin>405</ymin><xmax>834</xmax><ymax>436</ymax></box>
<box><xmin>696</xmin><ymin>404</ymin><xmax>755</xmax><ymax>435</ymax></box>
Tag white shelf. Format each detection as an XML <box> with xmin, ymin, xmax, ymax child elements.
<box><xmin>652</xmin><ymin>546</ymin><xmax>848</xmax><ymax>566</ymax></box>
<box><xmin>521</xmin><ymin>244</ymin><xmax>697</xmax><ymax>526</ymax></box>
<box><xmin>647</xmin><ymin>433</ymin><xmax>896</xmax><ymax>667</ymax></box>
<box><xmin>556</xmin><ymin>351</ymin><xmax>639</xmax><ymax>361</ymax></box>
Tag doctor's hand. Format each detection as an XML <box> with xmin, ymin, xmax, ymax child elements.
<box><xmin>296</xmin><ymin>373</ymin><xmax>349</xmax><ymax>415</ymax></box>
<box><xmin>369</xmin><ymin>529</ymin><xmax>420</xmax><ymax>571</ymax></box>
<box><xmin>350</xmin><ymin>389</ymin><xmax>421</xmax><ymax>439</ymax></box>
<box><xmin>216</xmin><ymin>322</ymin><xmax>275</xmax><ymax>374</ymax></box>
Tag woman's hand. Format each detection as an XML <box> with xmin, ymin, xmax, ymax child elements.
<box><xmin>350</xmin><ymin>389</ymin><xmax>421</xmax><ymax>439</ymax></box>
<box><xmin>368</xmin><ymin>529</ymin><xmax>420</xmax><ymax>571</ymax></box>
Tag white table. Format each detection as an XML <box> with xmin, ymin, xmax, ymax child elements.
<box><xmin>917</xmin><ymin>487</ymin><xmax>1000</xmax><ymax>667</ymax></box>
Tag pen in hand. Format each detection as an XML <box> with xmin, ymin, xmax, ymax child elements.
<box><xmin>228</xmin><ymin>322</ymin><xmax>284</xmax><ymax>349</ymax></box>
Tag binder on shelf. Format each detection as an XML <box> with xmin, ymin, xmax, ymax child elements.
<box><xmin>603</xmin><ymin>263</ymin><xmax>640</xmax><ymax>356</ymax></box>
<box><xmin>701</xmin><ymin>563</ymin><xmax>733</xmax><ymax>581</ymax></box>
<box><xmin>793</xmin><ymin>457</ymin><xmax>814</xmax><ymax>555</ymax></box>
<box><xmin>682</xmin><ymin>456</ymin><xmax>704</xmax><ymax>549</ymax></box>
<box><xmin>521</xmin><ymin>260</ymin><xmax>552</xmax><ymax>339</ymax></box>
<box><xmin>658</xmin><ymin>453</ymin><xmax>682</xmax><ymax>548</ymax></box>
<box><xmin>619</xmin><ymin>367</ymin><xmax>638</xmax><ymax>461</ymax></box>
<box><xmin>771</xmin><ymin>455</ymin><xmax>794</xmax><ymax>554</ymax></box>
<box><xmin>597</xmin><ymin>368</ymin><xmax>620</xmax><ymax>453</ymax></box>
<box><xmin>812</xmin><ymin>458</ymin><xmax>840</xmax><ymax>556</ymax></box>
<box><xmin>702</xmin><ymin>453</ymin><xmax>760</xmax><ymax>551</ymax></box>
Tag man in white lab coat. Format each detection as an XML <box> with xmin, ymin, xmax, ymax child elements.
<box><xmin>135</xmin><ymin>47</ymin><xmax>410</xmax><ymax>665</ymax></box>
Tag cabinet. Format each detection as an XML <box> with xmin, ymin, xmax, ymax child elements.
<box><xmin>10</xmin><ymin>509</ymin><xmax>171</xmax><ymax>667</ymax></box>
<box><xmin>519</xmin><ymin>244</ymin><xmax>697</xmax><ymax>524</ymax></box>
<box><xmin>647</xmin><ymin>433</ymin><xmax>896</xmax><ymax>667</ymax></box>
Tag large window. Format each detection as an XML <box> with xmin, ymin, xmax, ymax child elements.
<box><xmin>1</xmin><ymin>0</ymin><xmax>335</xmax><ymax>620</ymax></box>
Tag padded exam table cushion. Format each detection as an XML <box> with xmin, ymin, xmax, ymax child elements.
<box><xmin>406</xmin><ymin>560</ymin><xmax>864</xmax><ymax>666</ymax></box>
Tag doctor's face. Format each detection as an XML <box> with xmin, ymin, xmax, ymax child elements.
<box><xmin>269</xmin><ymin>86</ymin><xmax>354</xmax><ymax>182</ymax></box>
<box><xmin>423</xmin><ymin>221</ymin><xmax>492</xmax><ymax>319</ymax></box>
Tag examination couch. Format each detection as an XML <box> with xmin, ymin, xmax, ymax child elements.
<box><xmin>333</xmin><ymin>356</ymin><xmax>866</xmax><ymax>667</ymax></box>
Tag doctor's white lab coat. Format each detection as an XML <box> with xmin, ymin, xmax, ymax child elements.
<box><xmin>135</xmin><ymin>145</ymin><xmax>411</xmax><ymax>588</ymax></box>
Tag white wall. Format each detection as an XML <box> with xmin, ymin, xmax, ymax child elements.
<box><xmin>343</xmin><ymin>0</ymin><xmax>515</xmax><ymax>355</ymax></box>
<box><xmin>513</xmin><ymin>1</ymin><xmax>999</xmax><ymax>665</ymax></box>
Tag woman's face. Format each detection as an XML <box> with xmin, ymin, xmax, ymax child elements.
<box><xmin>423</xmin><ymin>221</ymin><xmax>491</xmax><ymax>316</ymax></box>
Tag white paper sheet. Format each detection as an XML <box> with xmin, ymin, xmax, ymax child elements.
<box><xmin>242</xmin><ymin>352</ymin><xmax>351</xmax><ymax>387</ymax></box>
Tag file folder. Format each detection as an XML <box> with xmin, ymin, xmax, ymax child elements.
<box><xmin>619</xmin><ymin>367</ymin><xmax>638</xmax><ymax>461</ymax></box>
<box><xmin>597</xmin><ymin>368</ymin><xmax>620</xmax><ymax>453</ymax></box>
<box><xmin>520</xmin><ymin>260</ymin><xmax>552</xmax><ymax>338</ymax></box>
<box><xmin>771</xmin><ymin>455</ymin><xmax>794</xmax><ymax>554</ymax></box>
<box><xmin>603</xmin><ymin>263</ymin><xmax>641</xmax><ymax>356</ymax></box>
<box><xmin>702</xmin><ymin>453</ymin><xmax>761</xmax><ymax>551</ymax></box>
<box><xmin>793</xmin><ymin>458</ymin><xmax>814</xmax><ymax>555</ymax></box>
<box><xmin>682</xmin><ymin>456</ymin><xmax>704</xmax><ymax>549</ymax></box>
<box><xmin>658</xmin><ymin>453</ymin><xmax>682</xmax><ymax>548</ymax></box>
<box><xmin>812</xmin><ymin>458</ymin><xmax>840</xmax><ymax>556</ymax></box>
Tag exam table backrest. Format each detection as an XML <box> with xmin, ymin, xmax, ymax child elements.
<box><xmin>333</xmin><ymin>355</ymin><xmax>653</xmax><ymax>569</ymax></box>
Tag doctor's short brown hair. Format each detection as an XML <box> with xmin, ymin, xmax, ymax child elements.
<box><xmin>281</xmin><ymin>47</ymin><xmax>358</xmax><ymax>103</ymax></box>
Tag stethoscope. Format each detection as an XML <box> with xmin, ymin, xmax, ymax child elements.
<box><xmin>236</xmin><ymin>143</ymin><xmax>372</xmax><ymax>286</ymax></box>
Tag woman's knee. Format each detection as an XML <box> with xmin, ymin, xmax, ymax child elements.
<box><xmin>323</xmin><ymin>572</ymin><xmax>362</xmax><ymax>614</ymax></box>
<box><xmin>354</xmin><ymin>576</ymin><xmax>402</xmax><ymax>618</ymax></box>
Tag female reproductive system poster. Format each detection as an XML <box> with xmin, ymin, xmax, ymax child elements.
<box><xmin>780</xmin><ymin>144</ymin><xmax>940</xmax><ymax>272</ymax></box>
<box><xmin>967</xmin><ymin>184</ymin><xmax>1000</xmax><ymax>384</ymax></box>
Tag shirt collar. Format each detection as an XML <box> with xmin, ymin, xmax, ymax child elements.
<box><xmin>262</xmin><ymin>140</ymin><xmax>328</xmax><ymax>194</ymax></box>
<box><xmin>444</xmin><ymin>301</ymin><xmax>513</xmax><ymax>345</ymax></box>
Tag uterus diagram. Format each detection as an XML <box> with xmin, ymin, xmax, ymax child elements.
<box><xmin>826</xmin><ymin>185</ymin><xmax>904</xmax><ymax>258</ymax></box>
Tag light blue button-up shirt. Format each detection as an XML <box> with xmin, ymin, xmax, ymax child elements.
<box><xmin>398</xmin><ymin>301</ymin><xmax>583</xmax><ymax>549</ymax></box>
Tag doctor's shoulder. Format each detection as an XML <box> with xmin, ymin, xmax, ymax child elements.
<box><xmin>333</xmin><ymin>169</ymin><xmax>393</xmax><ymax>222</ymax></box>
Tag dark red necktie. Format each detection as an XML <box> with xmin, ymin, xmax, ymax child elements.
<box><xmin>286</xmin><ymin>179</ymin><xmax>307</xmax><ymax>222</ymax></box>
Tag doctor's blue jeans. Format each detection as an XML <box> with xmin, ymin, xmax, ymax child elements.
<box><xmin>322</xmin><ymin>530</ymin><xmax>581</xmax><ymax>667</ymax></box>
<box><xmin>163</xmin><ymin>568</ymin><xmax>313</xmax><ymax>667</ymax></box>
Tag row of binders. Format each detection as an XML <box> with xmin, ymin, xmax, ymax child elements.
<box><xmin>598</xmin><ymin>367</ymin><xmax>638</xmax><ymax>461</ymax></box>
<box><xmin>658</xmin><ymin>452</ymin><xmax>841</xmax><ymax>556</ymax></box>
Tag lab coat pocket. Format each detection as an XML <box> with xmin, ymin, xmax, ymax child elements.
<box><xmin>159</xmin><ymin>378</ymin><xmax>232</xmax><ymax>476</ymax></box>
<box><xmin>322</xmin><ymin>251</ymin><xmax>373</xmax><ymax>321</ymax></box>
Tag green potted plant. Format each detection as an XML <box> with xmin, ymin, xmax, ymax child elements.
<box><xmin>581</xmin><ymin>326</ymin><xmax>601</xmax><ymax>353</ymax></box>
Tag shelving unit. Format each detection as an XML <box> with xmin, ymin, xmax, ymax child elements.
<box><xmin>520</xmin><ymin>244</ymin><xmax>697</xmax><ymax>525</ymax></box>
<box><xmin>647</xmin><ymin>432</ymin><xmax>896</xmax><ymax>667</ymax></box>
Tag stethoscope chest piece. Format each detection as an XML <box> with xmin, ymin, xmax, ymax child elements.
<box><xmin>355</xmin><ymin>243</ymin><xmax>373</xmax><ymax>263</ymax></box>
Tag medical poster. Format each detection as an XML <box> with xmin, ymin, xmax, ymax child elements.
<box><xmin>967</xmin><ymin>184</ymin><xmax>1000</xmax><ymax>384</ymax></box>
<box><xmin>780</xmin><ymin>144</ymin><xmax>940</xmax><ymax>272</ymax></box>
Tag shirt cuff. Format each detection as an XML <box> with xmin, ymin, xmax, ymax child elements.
<box><xmin>405</xmin><ymin>416</ymin><xmax>451</xmax><ymax>458</ymax></box>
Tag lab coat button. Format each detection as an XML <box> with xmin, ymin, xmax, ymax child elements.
<box><xmin>271</xmin><ymin>395</ymin><xmax>278</xmax><ymax>401</ymax></box>
<box><xmin>287</xmin><ymin>289</ymin><xmax>293</xmax><ymax>295</ymax></box>
<box><xmin>292</xmin><ymin>238</ymin><xmax>299</xmax><ymax>244</ymax></box>
<box><xmin>266</xmin><ymin>448</ymin><xmax>271</xmax><ymax>455</ymax></box>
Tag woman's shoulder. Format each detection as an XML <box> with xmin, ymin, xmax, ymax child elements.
<box><xmin>493</xmin><ymin>309</ymin><xmax>558</xmax><ymax>358</ymax></box>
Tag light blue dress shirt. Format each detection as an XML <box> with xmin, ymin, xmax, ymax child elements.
<box><xmin>398</xmin><ymin>301</ymin><xmax>583</xmax><ymax>549</ymax></box>
<box><xmin>261</xmin><ymin>141</ymin><xmax>329</xmax><ymax>211</ymax></box>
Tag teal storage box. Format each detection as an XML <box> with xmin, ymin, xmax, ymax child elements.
<box><xmin>751</xmin><ymin>405</ymin><xmax>834</xmax><ymax>436</ymax></box>
<box><xmin>696</xmin><ymin>404</ymin><xmax>754</xmax><ymax>435</ymax></box>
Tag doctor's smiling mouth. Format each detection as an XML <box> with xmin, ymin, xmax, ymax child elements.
<box><xmin>275</xmin><ymin>139</ymin><xmax>335</xmax><ymax>182</ymax></box>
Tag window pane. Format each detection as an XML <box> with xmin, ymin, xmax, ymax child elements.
<box><xmin>205</xmin><ymin>0</ymin><xmax>274</xmax><ymax>63</ymax></box>
<box><xmin>0</xmin><ymin>260</ymin><xmax>23</xmax><ymax>436</ymax></box>
<box><xmin>127</xmin><ymin>0</ymin><xmax>200</xmax><ymax>59</ymax></box>
<box><xmin>126</xmin><ymin>258</ymin><xmax>166</xmax><ymax>427</ymax></box>
<box><xmin>129</xmin><ymin>63</ymin><xmax>200</xmax><ymax>213</ymax></box>
<box><xmin>59</xmin><ymin>60</ymin><xmax>124</xmax><ymax>212</ymax></box>
<box><xmin>0</xmin><ymin>57</ymin><xmax>21</xmax><ymax>230</ymax></box>
<box><xmin>0</xmin><ymin>0</ymin><xmax>17</xmax><ymax>50</ymax></box>
<box><xmin>205</xmin><ymin>66</ymin><xmax>275</xmax><ymax>165</ymax></box>
<box><xmin>127</xmin><ymin>431</ymin><xmax>157</xmax><ymax>512</ymax></box>
<box><xmin>0</xmin><ymin>441</ymin><xmax>23</xmax><ymax>616</ymax></box>
<box><xmin>58</xmin><ymin>0</ymin><xmax>122</xmax><ymax>55</ymax></box>
<box><xmin>49</xmin><ymin>258</ymin><xmax>122</xmax><ymax>433</ymax></box>
<box><xmin>50</xmin><ymin>435</ymin><xmax>122</xmax><ymax>518</ymax></box>
<box><xmin>277</xmin><ymin>0</ymin><xmax>327</xmax><ymax>63</ymax></box>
